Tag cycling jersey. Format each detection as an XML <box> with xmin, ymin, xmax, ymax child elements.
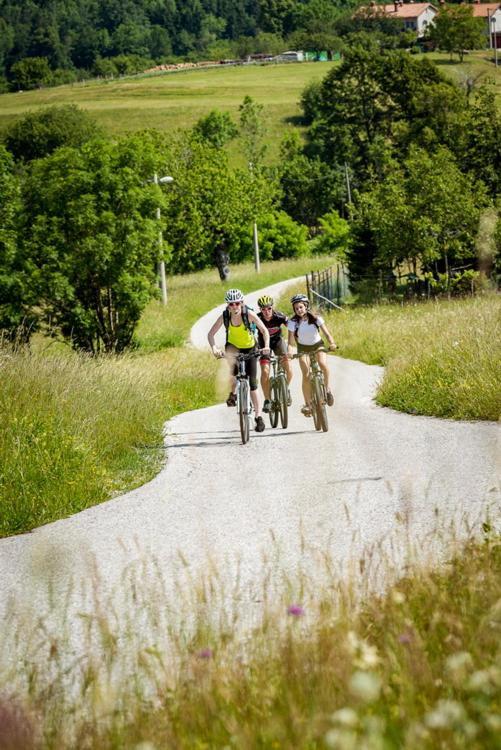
<box><xmin>288</xmin><ymin>315</ymin><xmax>324</xmax><ymax>346</ymax></box>
<box><xmin>227</xmin><ymin>320</ymin><xmax>255</xmax><ymax>349</ymax></box>
<box><xmin>257</xmin><ymin>310</ymin><xmax>288</xmax><ymax>348</ymax></box>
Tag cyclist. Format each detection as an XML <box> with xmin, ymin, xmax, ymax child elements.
<box><xmin>256</xmin><ymin>294</ymin><xmax>292</xmax><ymax>413</ymax></box>
<box><xmin>208</xmin><ymin>288</ymin><xmax>270</xmax><ymax>433</ymax></box>
<box><xmin>287</xmin><ymin>293</ymin><xmax>337</xmax><ymax>417</ymax></box>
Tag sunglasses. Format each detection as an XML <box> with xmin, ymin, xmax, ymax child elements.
<box><xmin>228</xmin><ymin>301</ymin><xmax>241</xmax><ymax>306</ymax></box>
<box><xmin>260</xmin><ymin>305</ymin><xmax>273</xmax><ymax>310</ymax></box>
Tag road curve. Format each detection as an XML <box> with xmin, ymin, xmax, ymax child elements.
<box><xmin>0</xmin><ymin>279</ymin><xmax>499</xmax><ymax>661</ymax></box>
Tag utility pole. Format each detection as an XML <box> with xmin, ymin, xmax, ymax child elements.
<box><xmin>344</xmin><ymin>162</ymin><xmax>352</xmax><ymax>208</ymax></box>
<box><xmin>153</xmin><ymin>172</ymin><xmax>173</xmax><ymax>305</ymax></box>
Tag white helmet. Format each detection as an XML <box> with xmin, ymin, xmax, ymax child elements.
<box><xmin>290</xmin><ymin>293</ymin><xmax>309</xmax><ymax>307</ymax></box>
<box><xmin>225</xmin><ymin>288</ymin><xmax>244</xmax><ymax>303</ymax></box>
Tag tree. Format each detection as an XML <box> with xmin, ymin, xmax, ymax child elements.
<box><xmin>232</xmin><ymin>211</ymin><xmax>309</xmax><ymax>262</ymax></box>
<box><xmin>163</xmin><ymin>135</ymin><xmax>277</xmax><ymax>277</ymax></box>
<box><xmin>9</xmin><ymin>56</ymin><xmax>51</xmax><ymax>90</ymax></box>
<box><xmin>22</xmin><ymin>135</ymin><xmax>165</xmax><ymax>353</ymax></box>
<box><xmin>0</xmin><ymin>146</ymin><xmax>34</xmax><ymax>340</ymax></box>
<box><xmin>429</xmin><ymin>6</ymin><xmax>485</xmax><ymax>63</ymax></box>
<box><xmin>192</xmin><ymin>110</ymin><xmax>238</xmax><ymax>149</ymax></box>
<box><xmin>316</xmin><ymin>211</ymin><xmax>351</xmax><ymax>260</ymax></box>
<box><xmin>461</xmin><ymin>86</ymin><xmax>501</xmax><ymax>197</ymax></box>
<box><xmin>4</xmin><ymin>105</ymin><xmax>104</xmax><ymax>163</ymax></box>
<box><xmin>239</xmin><ymin>95</ymin><xmax>267</xmax><ymax>168</ymax></box>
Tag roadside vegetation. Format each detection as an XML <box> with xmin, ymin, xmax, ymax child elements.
<box><xmin>1</xmin><ymin>529</ymin><xmax>499</xmax><ymax>749</ymax></box>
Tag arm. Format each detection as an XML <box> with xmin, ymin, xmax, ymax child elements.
<box><xmin>250</xmin><ymin>311</ymin><xmax>270</xmax><ymax>350</ymax></box>
<box><xmin>287</xmin><ymin>329</ymin><xmax>296</xmax><ymax>356</ymax></box>
<box><xmin>207</xmin><ymin>315</ymin><xmax>224</xmax><ymax>357</ymax></box>
<box><xmin>320</xmin><ymin>323</ymin><xmax>337</xmax><ymax>351</ymax></box>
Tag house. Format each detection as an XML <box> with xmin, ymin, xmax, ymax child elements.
<box><xmin>469</xmin><ymin>2</ymin><xmax>501</xmax><ymax>49</ymax></box>
<box><xmin>358</xmin><ymin>2</ymin><xmax>438</xmax><ymax>37</ymax></box>
<box><xmin>274</xmin><ymin>50</ymin><xmax>305</xmax><ymax>62</ymax></box>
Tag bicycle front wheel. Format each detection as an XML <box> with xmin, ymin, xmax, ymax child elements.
<box><xmin>278</xmin><ymin>376</ymin><xmax>288</xmax><ymax>429</ymax></box>
<box><xmin>315</xmin><ymin>378</ymin><xmax>329</xmax><ymax>433</ymax></box>
<box><xmin>238</xmin><ymin>379</ymin><xmax>250</xmax><ymax>444</ymax></box>
<box><xmin>269</xmin><ymin>379</ymin><xmax>279</xmax><ymax>428</ymax></box>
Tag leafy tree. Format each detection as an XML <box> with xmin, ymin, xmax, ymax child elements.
<box><xmin>460</xmin><ymin>86</ymin><xmax>501</xmax><ymax>197</ymax></box>
<box><xmin>429</xmin><ymin>5</ymin><xmax>485</xmax><ymax>63</ymax></box>
<box><xmin>22</xmin><ymin>136</ymin><xmax>165</xmax><ymax>353</ymax></box>
<box><xmin>239</xmin><ymin>95</ymin><xmax>267</xmax><ymax>167</ymax></box>
<box><xmin>9</xmin><ymin>56</ymin><xmax>51</xmax><ymax>90</ymax></box>
<box><xmin>233</xmin><ymin>210</ymin><xmax>309</xmax><ymax>262</ymax></box>
<box><xmin>192</xmin><ymin>110</ymin><xmax>238</xmax><ymax>148</ymax></box>
<box><xmin>279</xmin><ymin>130</ymin><xmax>346</xmax><ymax>226</ymax></box>
<box><xmin>300</xmin><ymin>79</ymin><xmax>323</xmax><ymax>124</ymax></box>
<box><xmin>351</xmin><ymin>146</ymin><xmax>487</xmax><ymax>277</ymax></box>
<box><xmin>4</xmin><ymin>105</ymin><xmax>104</xmax><ymax>163</ymax></box>
<box><xmin>0</xmin><ymin>146</ymin><xmax>34</xmax><ymax>340</ymax></box>
<box><xmin>316</xmin><ymin>211</ymin><xmax>351</xmax><ymax>260</ymax></box>
<box><xmin>164</xmin><ymin>135</ymin><xmax>277</xmax><ymax>277</ymax></box>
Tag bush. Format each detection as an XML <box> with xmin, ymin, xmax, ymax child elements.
<box><xmin>232</xmin><ymin>211</ymin><xmax>309</xmax><ymax>263</ymax></box>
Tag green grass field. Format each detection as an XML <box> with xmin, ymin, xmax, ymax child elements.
<box><xmin>1</xmin><ymin>51</ymin><xmax>498</xmax><ymax>162</ymax></box>
<box><xmin>0</xmin><ymin>61</ymin><xmax>336</xmax><ymax>162</ymax></box>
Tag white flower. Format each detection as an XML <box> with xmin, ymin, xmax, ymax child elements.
<box><xmin>485</xmin><ymin>714</ymin><xmax>501</xmax><ymax>732</ymax></box>
<box><xmin>392</xmin><ymin>591</ymin><xmax>406</xmax><ymax>604</ymax></box>
<box><xmin>424</xmin><ymin>700</ymin><xmax>466</xmax><ymax>730</ymax></box>
<box><xmin>330</xmin><ymin>708</ymin><xmax>359</xmax><ymax>728</ymax></box>
<box><xmin>445</xmin><ymin>651</ymin><xmax>473</xmax><ymax>684</ymax></box>
<box><xmin>134</xmin><ymin>743</ymin><xmax>157</xmax><ymax>750</ymax></box>
<box><xmin>324</xmin><ymin>728</ymin><xmax>358</xmax><ymax>750</ymax></box>
<box><xmin>349</xmin><ymin>671</ymin><xmax>382</xmax><ymax>703</ymax></box>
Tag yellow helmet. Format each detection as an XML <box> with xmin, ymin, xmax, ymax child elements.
<box><xmin>257</xmin><ymin>295</ymin><xmax>273</xmax><ymax>308</ymax></box>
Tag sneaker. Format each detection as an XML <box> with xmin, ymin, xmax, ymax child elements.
<box><xmin>301</xmin><ymin>404</ymin><xmax>312</xmax><ymax>418</ymax></box>
<box><xmin>326</xmin><ymin>391</ymin><xmax>334</xmax><ymax>407</ymax></box>
<box><xmin>287</xmin><ymin>388</ymin><xmax>292</xmax><ymax>407</ymax></box>
<box><xmin>262</xmin><ymin>399</ymin><xmax>271</xmax><ymax>413</ymax></box>
<box><xmin>226</xmin><ymin>392</ymin><xmax>237</xmax><ymax>407</ymax></box>
<box><xmin>255</xmin><ymin>416</ymin><xmax>265</xmax><ymax>432</ymax></box>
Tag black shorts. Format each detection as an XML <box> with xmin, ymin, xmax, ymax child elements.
<box><xmin>260</xmin><ymin>337</ymin><xmax>287</xmax><ymax>364</ymax></box>
<box><xmin>225</xmin><ymin>344</ymin><xmax>259</xmax><ymax>390</ymax></box>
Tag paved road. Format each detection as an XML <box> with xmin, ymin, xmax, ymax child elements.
<box><xmin>0</xmin><ymin>280</ymin><xmax>499</xmax><ymax>667</ymax></box>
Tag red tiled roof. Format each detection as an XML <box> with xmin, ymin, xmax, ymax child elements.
<box><xmin>470</xmin><ymin>3</ymin><xmax>501</xmax><ymax>18</ymax></box>
<box><xmin>376</xmin><ymin>3</ymin><xmax>437</xmax><ymax>19</ymax></box>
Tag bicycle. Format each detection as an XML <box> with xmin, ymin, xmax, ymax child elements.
<box><xmin>292</xmin><ymin>347</ymin><xmax>329</xmax><ymax>433</ymax></box>
<box><xmin>234</xmin><ymin>350</ymin><xmax>263</xmax><ymax>444</ymax></box>
<box><xmin>268</xmin><ymin>353</ymin><xmax>290</xmax><ymax>430</ymax></box>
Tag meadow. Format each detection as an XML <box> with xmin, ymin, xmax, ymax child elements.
<box><xmin>1</xmin><ymin>526</ymin><xmax>499</xmax><ymax>749</ymax></box>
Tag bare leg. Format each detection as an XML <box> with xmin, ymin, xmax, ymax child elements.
<box><xmin>316</xmin><ymin>350</ymin><xmax>330</xmax><ymax>390</ymax></box>
<box><xmin>299</xmin><ymin>356</ymin><xmax>311</xmax><ymax>405</ymax></box>
<box><xmin>260</xmin><ymin>362</ymin><xmax>271</xmax><ymax>400</ymax></box>
<box><xmin>250</xmin><ymin>389</ymin><xmax>262</xmax><ymax>418</ymax></box>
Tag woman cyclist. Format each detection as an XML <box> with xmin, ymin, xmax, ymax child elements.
<box><xmin>287</xmin><ymin>293</ymin><xmax>337</xmax><ymax>417</ymax></box>
<box><xmin>256</xmin><ymin>294</ymin><xmax>292</xmax><ymax>413</ymax></box>
<box><xmin>208</xmin><ymin>288</ymin><xmax>270</xmax><ymax>433</ymax></box>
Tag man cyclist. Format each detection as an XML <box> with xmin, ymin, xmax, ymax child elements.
<box><xmin>256</xmin><ymin>295</ymin><xmax>292</xmax><ymax>414</ymax></box>
<box><xmin>287</xmin><ymin>293</ymin><xmax>336</xmax><ymax>417</ymax></box>
<box><xmin>208</xmin><ymin>288</ymin><xmax>270</xmax><ymax>433</ymax></box>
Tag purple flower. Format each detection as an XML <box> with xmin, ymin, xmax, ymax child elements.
<box><xmin>197</xmin><ymin>648</ymin><xmax>213</xmax><ymax>659</ymax></box>
<box><xmin>287</xmin><ymin>604</ymin><xmax>305</xmax><ymax>617</ymax></box>
<box><xmin>398</xmin><ymin>632</ymin><xmax>413</xmax><ymax>645</ymax></box>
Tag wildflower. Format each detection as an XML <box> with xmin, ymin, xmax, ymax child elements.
<box><xmin>349</xmin><ymin>671</ymin><xmax>382</xmax><ymax>703</ymax></box>
<box><xmin>287</xmin><ymin>604</ymin><xmax>304</xmax><ymax>617</ymax></box>
<box><xmin>466</xmin><ymin>666</ymin><xmax>501</xmax><ymax>694</ymax></box>
<box><xmin>445</xmin><ymin>651</ymin><xmax>473</xmax><ymax>685</ymax></box>
<box><xmin>330</xmin><ymin>707</ymin><xmax>359</xmax><ymax>728</ymax></box>
<box><xmin>324</xmin><ymin>728</ymin><xmax>358</xmax><ymax>750</ymax></box>
<box><xmin>485</xmin><ymin>714</ymin><xmax>501</xmax><ymax>732</ymax></box>
<box><xmin>424</xmin><ymin>699</ymin><xmax>466</xmax><ymax>730</ymax></box>
<box><xmin>134</xmin><ymin>743</ymin><xmax>158</xmax><ymax>750</ymax></box>
<box><xmin>197</xmin><ymin>648</ymin><xmax>213</xmax><ymax>659</ymax></box>
<box><xmin>392</xmin><ymin>591</ymin><xmax>406</xmax><ymax>604</ymax></box>
<box><xmin>398</xmin><ymin>631</ymin><xmax>413</xmax><ymax>645</ymax></box>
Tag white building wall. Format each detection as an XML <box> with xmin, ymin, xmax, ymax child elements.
<box><xmin>417</xmin><ymin>7</ymin><xmax>437</xmax><ymax>36</ymax></box>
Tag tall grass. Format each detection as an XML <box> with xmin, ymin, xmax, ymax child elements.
<box><xmin>279</xmin><ymin>289</ymin><xmax>501</xmax><ymax>421</ymax></box>
<box><xmin>0</xmin><ymin>346</ymin><xmax>215</xmax><ymax>537</ymax></box>
<box><xmin>1</xmin><ymin>530</ymin><xmax>499</xmax><ymax>749</ymax></box>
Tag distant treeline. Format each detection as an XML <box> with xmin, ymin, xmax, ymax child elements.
<box><xmin>0</xmin><ymin>0</ymin><xmax>416</xmax><ymax>90</ymax></box>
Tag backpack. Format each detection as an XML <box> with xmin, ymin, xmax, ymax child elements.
<box><xmin>291</xmin><ymin>312</ymin><xmax>320</xmax><ymax>340</ymax></box>
<box><xmin>223</xmin><ymin>304</ymin><xmax>257</xmax><ymax>342</ymax></box>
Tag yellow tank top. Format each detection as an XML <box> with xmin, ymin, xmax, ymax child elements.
<box><xmin>227</xmin><ymin>320</ymin><xmax>255</xmax><ymax>349</ymax></box>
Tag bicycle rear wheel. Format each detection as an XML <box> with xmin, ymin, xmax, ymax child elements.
<box><xmin>238</xmin><ymin>379</ymin><xmax>250</xmax><ymax>444</ymax></box>
<box><xmin>315</xmin><ymin>379</ymin><xmax>329</xmax><ymax>432</ymax></box>
<box><xmin>278</xmin><ymin>376</ymin><xmax>288</xmax><ymax>429</ymax></box>
<box><xmin>269</xmin><ymin>379</ymin><xmax>279</xmax><ymax>428</ymax></box>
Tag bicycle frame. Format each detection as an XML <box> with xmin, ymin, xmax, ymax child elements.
<box><xmin>233</xmin><ymin>350</ymin><xmax>260</xmax><ymax>444</ymax></box>
<box><xmin>294</xmin><ymin>348</ymin><xmax>329</xmax><ymax>432</ymax></box>
<box><xmin>269</xmin><ymin>354</ymin><xmax>289</xmax><ymax>429</ymax></box>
